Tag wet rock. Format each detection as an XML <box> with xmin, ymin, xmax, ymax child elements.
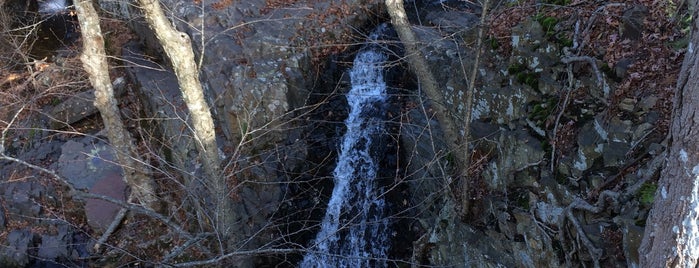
<box><xmin>399</xmin><ymin>107</ymin><xmax>447</xmax><ymax>221</ymax></box>
<box><xmin>424</xmin><ymin>10</ymin><xmax>479</xmax><ymax>35</ymax></box>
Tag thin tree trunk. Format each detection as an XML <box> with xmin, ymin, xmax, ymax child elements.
<box><xmin>385</xmin><ymin>0</ymin><xmax>474</xmax><ymax>214</ymax></box>
<box><xmin>639</xmin><ymin>1</ymin><xmax>699</xmax><ymax>266</ymax></box>
<box><xmin>136</xmin><ymin>0</ymin><xmax>236</xmax><ymax>249</ymax></box>
<box><xmin>75</xmin><ymin>0</ymin><xmax>159</xmax><ymax>209</ymax></box>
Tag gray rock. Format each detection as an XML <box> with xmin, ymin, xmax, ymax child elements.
<box><xmin>4</xmin><ymin>182</ymin><xmax>42</xmax><ymax>217</ymax></box>
<box><xmin>122</xmin><ymin>43</ymin><xmax>199</xmax><ymax>178</ymax></box>
<box><xmin>0</xmin><ymin>229</ymin><xmax>37</xmax><ymax>267</ymax></box>
<box><xmin>622</xmin><ymin>222</ymin><xmax>644</xmax><ymax>267</ymax></box>
<box><xmin>48</xmin><ymin>77</ymin><xmax>126</xmax><ymax>129</ymax></box>
<box><xmin>639</xmin><ymin>95</ymin><xmax>658</xmax><ymax>111</ymax></box>
<box><xmin>38</xmin><ymin>233</ymin><xmax>68</xmax><ymax>260</ymax></box>
<box><xmin>58</xmin><ymin>139</ymin><xmax>122</xmax><ymax>190</ymax></box>
<box><xmin>603</xmin><ymin>141</ymin><xmax>631</xmax><ymax>167</ymax></box>
<box><xmin>425</xmin><ymin>11</ymin><xmax>479</xmax><ymax>34</ymax></box>
<box><xmin>482</xmin><ymin>129</ymin><xmax>545</xmax><ymax>191</ymax></box>
<box><xmin>0</xmin><ymin>205</ymin><xmax>5</xmax><ymax>232</ymax></box>
<box><xmin>618</xmin><ymin>98</ymin><xmax>637</xmax><ymax>112</ymax></box>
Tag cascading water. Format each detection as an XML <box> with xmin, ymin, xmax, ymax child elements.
<box><xmin>38</xmin><ymin>0</ymin><xmax>68</xmax><ymax>15</ymax></box>
<box><xmin>301</xmin><ymin>27</ymin><xmax>391</xmax><ymax>268</ymax></box>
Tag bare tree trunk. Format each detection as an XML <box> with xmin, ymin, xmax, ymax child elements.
<box><xmin>385</xmin><ymin>0</ymin><xmax>477</xmax><ymax>215</ymax></box>
<box><xmin>136</xmin><ymin>0</ymin><xmax>237</xmax><ymax>251</ymax></box>
<box><xmin>75</xmin><ymin>0</ymin><xmax>159</xmax><ymax>210</ymax></box>
<box><xmin>639</xmin><ymin>2</ymin><xmax>699</xmax><ymax>266</ymax></box>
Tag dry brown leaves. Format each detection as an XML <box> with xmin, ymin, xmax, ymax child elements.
<box><xmin>261</xmin><ymin>0</ymin><xmax>303</xmax><ymax>14</ymax></box>
<box><xmin>488</xmin><ymin>0</ymin><xmax>685</xmax><ymax>143</ymax></box>
<box><xmin>487</xmin><ymin>0</ymin><xmax>537</xmax><ymax>54</ymax></box>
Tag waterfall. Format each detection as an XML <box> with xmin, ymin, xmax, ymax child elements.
<box><xmin>38</xmin><ymin>0</ymin><xmax>68</xmax><ymax>15</ymax></box>
<box><xmin>301</xmin><ymin>29</ymin><xmax>391</xmax><ymax>268</ymax></box>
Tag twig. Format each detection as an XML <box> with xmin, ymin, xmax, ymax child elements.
<box><xmin>550</xmin><ymin>63</ymin><xmax>574</xmax><ymax>173</ymax></box>
<box><xmin>94</xmin><ymin>207</ymin><xmax>128</xmax><ymax>252</ymax></box>
<box><xmin>161</xmin><ymin>233</ymin><xmax>211</xmax><ymax>264</ymax></box>
<box><xmin>565</xmin><ymin>191</ymin><xmax>620</xmax><ymax>268</ymax></box>
<box><xmin>577</xmin><ymin>3</ymin><xmax>627</xmax><ymax>55</ymax></box>
<box><xmin>457</xmin><ymin>0</ymin><xmax>490</xmax><ymax>217</ymax></box>
<box><xmin>76</xmin><ymin>192</ymin><xmax>194</xmax><ymax>241</ymax></box>
<box><xmin>561</xmin><ymin>56</ymin><xmax>610</xmax><ymax>100</ymax></box>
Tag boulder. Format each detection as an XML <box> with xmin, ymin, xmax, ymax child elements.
<box><xmin>48</xmin><ymin>77</ymin><xmax>126</xmax><ymax>129</ymax></box>
<box><xmin>0</xmin><ymin>230</ymin><xmax>37</xmax><ymax>267</ymax></box>
<box><xmin>57</xmin><ymin>139</ymin><xmax>122</xmax><ymax>190</ymax></box>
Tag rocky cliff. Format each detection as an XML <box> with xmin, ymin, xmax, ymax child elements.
<box><xmin>0</xmin><ymin>0</ymin><xmax>684</xmax><ymax>266</ymax></box>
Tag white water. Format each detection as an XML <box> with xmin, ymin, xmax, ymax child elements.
<box><xmin>38</xmin><ymin>0</ymin><xmax>68</xmax><ymax>14</ymax></box>
<box><xmin>301</xmin><ymin>44</ymin><xmax>390</xmax><ymax>267</ymax></box>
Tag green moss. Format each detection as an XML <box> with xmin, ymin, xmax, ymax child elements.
<box><xmin>240</xmin><ymin>121</ymin><xmax>248</xmax><ymax>134</ymax></box>
<box><xmin>444</xmin><ymin>152</ymin><xmax>455</xmax><ymax>165</ymax></box>
<box><xmin>508</xmin><ymin>62</ymin><xmax>525</xmax><ymax>74</ymax></box>
<box><xmin>543</xmin><ymin>0</ymin><xmax>571</xmax><ymax>5</ymax></box>
<box><xmin>638</xmin><ymin>182</ymin><xmax>657</xmax><ymax>206</ymax></box>
<box><xmin>535</xmin><ymin>15</ymin><xmax>558</xmax><ymax>38</ymax></box>
<box><xmin>600</xmin><ymin>63</ymin><xmax>613</xmax><ymax>76</ymax></box>
<box><xmin>541</xmin><ymin>140</ymin><xmax>552</xmax><ymax>154</ymax></box>
<box><xmin>670</xmin><ymin>36</ymin><xmax>689</xmax><ymax>50</ymax></box>
<box><xmin>506</xmin><ymin>0</ymin><xmax>522</xmax><ymax>7</ymax></box>
<box><xmin>557</xmin><ymin>35</ymin><xmax>574</xmax><ymax>48</ymax></box>
<box><xmin>528</xmin><ymin>97</ymin><xmax>557</xmax><ymax>128</ymax></box>
<box><xmin>508</xmin><ymin>62</ymin><xmax>539</xmax><ymax>90</ymax></box>
<box><xmin>516</xmin><ymin>72</ymin><xmax>539</xmax><ymax>89</ymax></box>
<box><xmin>488</xmin><ymin>37</ymin><xmax>500</xmax><ymax>50</ymax></box>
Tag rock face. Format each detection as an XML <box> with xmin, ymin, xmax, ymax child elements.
<box><xmin>397</xmin><ymin>1</ymin><xmax>669</xmax><ymax>267</ymax></box>
<box><xmin>111</xmin><ymin>0</ymin><xmax>384</xmax><ymax>263</ymax></box>
<box><xmin>0</xmin><ymin>0</ymin><xmax>673</xmax><ymax>266</ymax></box>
